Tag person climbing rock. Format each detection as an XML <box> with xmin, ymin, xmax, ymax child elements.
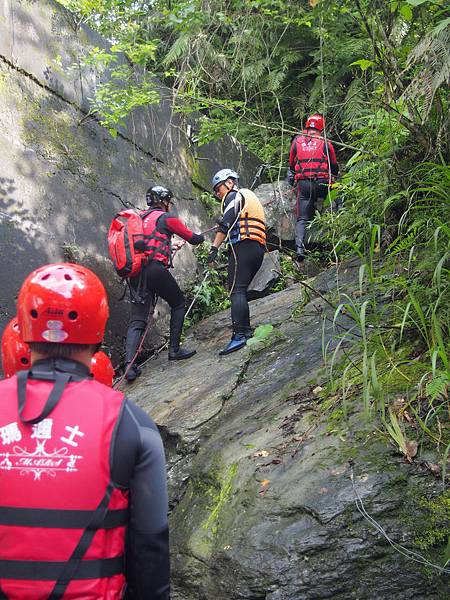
<box><xmin>124</xmin><ymin>185</ymin><xmax>205</xmax><ymax>381</ymax></box>
<box><xmin>1</xmin><ymin>316</ymin><xmax>115</xmax><ymax>386</ymax></box>
<box><xmin>208</xmin><ymin>169</ymin><xmax>266</xmax><ymax>356</ymax></box>
<box><xmin>0</xmin><ymin>263</ymin><xmax>170</xmax><ymax>599</ymax></box>
<box><xmin>287</xmin><ymin>114</ymin><xmax>339</xmax><ymax>261</ymax></box>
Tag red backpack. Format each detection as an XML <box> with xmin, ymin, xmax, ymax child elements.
<box><xmin>107</xmin><ymin>209</ymin><xmax>150</xmax><ymax>278</ymax></box>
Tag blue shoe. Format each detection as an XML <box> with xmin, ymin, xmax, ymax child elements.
<box><xmin>219</xmin><ymin>334</ymin><xmax>247</xmax><ymax>356</ymax></box>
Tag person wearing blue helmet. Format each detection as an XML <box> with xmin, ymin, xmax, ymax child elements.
<box><xmin>208</xmin><ymin>169</ymin><xmax>266</xmax><ymax>355</ymax></box>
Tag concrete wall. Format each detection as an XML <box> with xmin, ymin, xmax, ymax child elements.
<box><xmin>0</xmin><ymin>0</ymin><xmax>261</xmax><ymax>363</ymax></box>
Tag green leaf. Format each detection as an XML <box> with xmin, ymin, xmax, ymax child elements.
<box><xmin>253</xmin><ymin>324</ymin><xmax>274</xmax><ymax>340</ymax></box>
<box><xmin>406</xmin><ymin>0</ymin><xmax>429</xmax><ymax>6</ymax></box>
<box><xmin>400</xmin><ymin>4</ymin><xmax>413</xmax><ymax>21</ymax></box>
<box><xmin>349</xmin><ymin>59</ymin><xmax>375</xmax><ymax>71</ymax></box>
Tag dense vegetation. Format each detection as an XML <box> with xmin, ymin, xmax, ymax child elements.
<box><xmin>59</xmin><ymin>1</ymin><xmax>449</xmax><ymax>480</ymax></box>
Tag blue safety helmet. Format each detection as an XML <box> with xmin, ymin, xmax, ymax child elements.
<box><xmin>211</xmin><ymin>169</ymin><xmax>239</xmax><ymax>191</ymax></box>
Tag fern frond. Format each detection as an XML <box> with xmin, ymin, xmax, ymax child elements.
<box><xmin>162</xmin><ymin>33</ymin><xmax>192</xmax><ymax>66</ymax></box>
<box><xmin>404</xmin><ymin>23</ymin><xmax>450</xmax><ymax>119</ymax></box>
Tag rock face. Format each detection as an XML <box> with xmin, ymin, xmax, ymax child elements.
<box><xmin>0</xmin><ymin>0</ymin><xmax>260</xmax><ymax>360</ymax></box>
<box><xmin>248</xmin><ymin>250</ymin><xmax>281</xmax><ymax>296</ymax></box>
<box><xmin>255</xmin><ymin>181</ymin><xmax>296</xmax><ymax>242</ymax></box>
<box><xmin>126</xmin><ymin>259</ymin><xmax>446</xmax><ymax>600</ymax></box>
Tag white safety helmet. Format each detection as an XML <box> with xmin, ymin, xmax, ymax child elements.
<box><xmin>211</xmin><ymin>169</ymin><xmax>239</xmax><ymax>191</ymax></box>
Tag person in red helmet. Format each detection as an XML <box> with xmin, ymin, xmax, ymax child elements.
<box><xmin>91</xmin><ymin>351</ymin><xmax>115</xmax><ymax>387</ymax></box>
<box><xmin>287</xmin><ymin>113</ymin><xmax>340</xmax><ymax>261</ymax></box>
<box><xmin>0</xmin><ymin>263</ymin><xmax>170</xmax><ymax>600</ymax></box>
<box><xmin>1</xmin><ymin>318</ymin><xmax>115</xmax><ymax>387</ymax></box>
<box><xmin>0</xmin><ymin>317</ymin><xmax>31</xmax><ymax>377</ymax></box>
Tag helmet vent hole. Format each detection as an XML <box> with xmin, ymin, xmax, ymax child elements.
<box><xmin>68</xmin><ymin>310</ymin><xmax>78</xmax><ymax>320</ymax></box>
<box><xmin>20</xmin><ymin>357</ymin><xmax>29</xmax><ymax>365</ymax></box>
<box><xmin>30</xmin><ymin>309</ymin><xmax>38</xmax><ymax>319</ymax></box>
<box><xmin>64</xmin><ymin>274</ymin><xmax>72</xmax><ymax>281</ymax></box>
<box><xmin>42</xmin><ymin>274</ymin><xmax>51</xmax><ymax>280</ymax></box>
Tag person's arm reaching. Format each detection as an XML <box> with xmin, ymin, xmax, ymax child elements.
<box><xmin>161</xmin><ymin>214</ymin><xmax>204</xmax><ymax>245</ymax></box>
<box><xmin>208</xmin><ymin>191</ymin><xmax>241</xmax><ymax>265</ymax></box>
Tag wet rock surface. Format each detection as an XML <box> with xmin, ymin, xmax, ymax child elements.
<box><xmin>255</xmin><ymin>181</ymin><xmax>296</xmax><ymax>242</ymax></box>
<box><xmin>248</xmin><ymin>251</ymin><xmax>281</xmax><ymax>296</ymax></box>
<box><xmin>126</xmin><ymin>260</ymin><xmax>446</xmax><ymax>599</ymax></box>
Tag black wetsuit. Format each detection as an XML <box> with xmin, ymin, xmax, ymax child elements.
<box><xmin>218</xmin><ymin>190</ymin><xmax>264</xmax><ymax>335</ymax></box>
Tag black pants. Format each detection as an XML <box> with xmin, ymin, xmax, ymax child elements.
<box><xmin>125</xmin><ymin>261</ymin><xmax>186</xmax><ymax>363</ymax></box>
<box><xmin>294</xmin><ymin>179</ymin><xmax>332</xmax><ymax>255</ymax></box>
<box><xmin>227</xmin><ymin>239</ymin><xmax>265</xmax><ymax>335</ymax></box>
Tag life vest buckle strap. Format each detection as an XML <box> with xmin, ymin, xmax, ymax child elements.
<box><xmin>17</xmin><ymin>370</ymin><xmax>71</xmax><ymax>425</ymax></box>
<box><xmin>0</xmin><ymin>506</ymin><xmax>128</xmax><ymax>529</ymax></box>
<box><xmin>0</xmin><ymin>556</ymin><xmax>124</xmax><ymax>581</ymax></box>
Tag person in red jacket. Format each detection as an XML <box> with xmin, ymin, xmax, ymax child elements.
<box><xmin>124</xmin><ymin>185</ymin><xmax>205</xmax><ymax>382</ymax></box>
<box><xmin>287</xmin><ymin>114</ymin><xmax>339</xmax><ymax>261</ymax></box>
<box><xmin>0</xmin><ymin>263</ymin><xmax>170</xmax><ymax>600</ymax></box>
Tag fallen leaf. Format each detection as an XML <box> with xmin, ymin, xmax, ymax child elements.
<box><xmin>252</xmin><ymin>450</ymin><xmax>269</xmax><ymax>458</ymax></box>
<box><xmin>403</xmin><ymin>410</ymin><xmax>413</xmax><ymax>423</ymax></box>
<box><xmin>330</xmin><ymin>468</ymin><xmax>345</xmax><ymax>476</ymax></box>
<box><xmin>260</xmin><ymin>479</ymin><xmax>270</xmax><ymax>487</ymax></box>
<box><xmin>405</xmin><ymin>440</ymin><xmax>418</xmax><ymax>461</ymax></box>
<box><xmin>312</xmin><ymin>386</ymin><xmax>323</xmax><ymax>395</ymax></box>
<box><xmin>424</xmin><ymin>462</ymin><xmax>441</xmax><ymax>477</ymax></box>
<box><xmin>391</xmin><ymin>396</ymin><xmax>405</xmax><ymax>414</ymax></box>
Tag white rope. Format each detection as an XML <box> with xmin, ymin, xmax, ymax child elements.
<box><xmin>349</xmin><ymin>463</ymin><xmax>450</xmax><ymax>574</ymax></box>
<box><xmin>184</xmin><ymin>271</ymin><xmax>210</xmax><ymax>320</ymax></box>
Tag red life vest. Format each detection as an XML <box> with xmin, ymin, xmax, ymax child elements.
<box><xmin>293</xmin><ymin>135</ymin><xmax>330</xmax><ymax>181</ymax></box>
<box><xmin>141</xmin><ymin>209</ymin><xmax>171</xmax><ymax>267</ymax></box>
<box><xmin>0</xmin><ymin>375</ymin><xmax>127</xmax><ymax>599</ymax></box>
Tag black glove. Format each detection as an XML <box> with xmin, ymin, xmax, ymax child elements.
<box><xmin>207</xmin><ymin>246</ymin><xmax>218</xmax><ymax>266</ymax></box>
<box><xmin>190</xmin><ymin>233</ymin><xmax>205</xmax><ymax>245</ymax></box>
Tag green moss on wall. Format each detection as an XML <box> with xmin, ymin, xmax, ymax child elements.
<box><xmin>20</xmin><ymin>90</ymin><xmax>99</xmax><ymax>185</ymax></box>
<box><xmin>203</xmin><ymin>462</ymin><xmax>238</xmax><ymax>537</ymax></box>
<box><xmin>413</xmin><ymin>490</ymin><xmax>450</xmax><ymax>555</ymax></box>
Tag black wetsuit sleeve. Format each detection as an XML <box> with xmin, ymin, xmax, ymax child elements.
<box><xmin>112</xmin><ymin>401</ymin><xmax>170</xmax><ymax>600</ymax></box>
<box><xmin>217</xmin><ymin>191</ymin><xmax>242</xmax><ymax>234</ymax></box>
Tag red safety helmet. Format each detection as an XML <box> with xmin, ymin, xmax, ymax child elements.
<box><xmin>1</xmin><ymin>317</ymin><xmax>31</xmax><ymax>377</ymax></box>
<box><xmin>305</xmin><ymin>114</ymin><xmax>325</xmax><ymax>132</ymax></box>
<box><xmin>18</xmin><ymin>263</ymin><xmax>109</xmax><ymax>345</ymax></box>
<box><xmin>91</xmin><ymin>351</ymin><xmax>115</xmax><ymax>387</ymax></box>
